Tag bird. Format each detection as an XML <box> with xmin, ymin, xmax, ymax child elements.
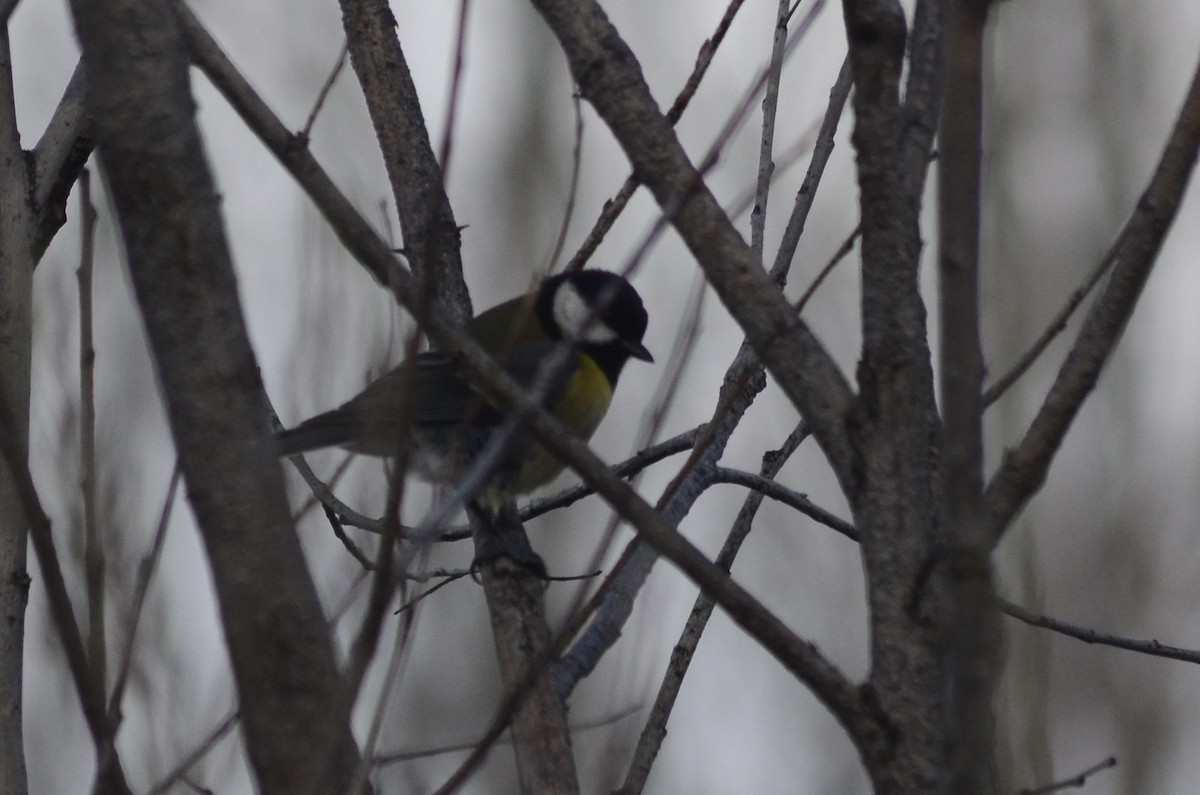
<box><xmin>277</xmin><ymin>270</ymin><xmax>653</xmax><ymax>522</ymax></box>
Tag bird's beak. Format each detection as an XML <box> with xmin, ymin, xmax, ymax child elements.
<box><xmin>625</xmin><ymin>339</ymin><xmax>654</xmax><ymax>362</ymax></box>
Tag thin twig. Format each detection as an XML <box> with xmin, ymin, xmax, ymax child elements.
<box><xmin>793</xmin><ymin>224</ymin><xmax>859</xmax><ymax>313</ymax></box>
<box><xmin>293</xmin><ymin>423</ymin><xmax>702</xmax><ymax>541</ymax></box>
<box><xmin>349</xmin><ymin>597</ymin><xmax>416</xmax><ymax>795</ymax></box>
<box><xmin>436</xmin><ymin>0</ymin><xmax>472</xmax><ymax>182</ymax></box>
<box><xmin>984</xmin><ymin>55</ymin><xmax>1200</xmax><ymax>544</ymax></box>
<box><xmin>374</xmin><ymin>703</ymin><xmax>639</xmax><ymax>766</ymax></box>
<box><xmin>771</xmin><ymin>55</ymin><xmax>852</xmax><ymax>281</ymax></box>
<box><xmin>145</xmin><ymin>709</ymin><xmax>240</xmax><ymax>795</ymax></box>
<box><xmin>0</xmin><ymin>371</ymin><xmax>128</xmax><ymax>788</ymax></box>
<box><xmin>749</xmin><ymin>0</ymin><xmax>793</xmax><ymax>259</ymax></box>
<box><xmin>1001</xmin><ymin>600</ymin><xmax>1200</xmax><ymax>665</ymax></box>
<box><xmin>78</xmin><ymin>169</ymin><xmax>106</xmax><ymax>700</ymax></box>
<box><xmin>556</xmin><ymin>49</ymin><xmax>853</xmax><ymax>696</ymax></box>
<box><xmin>566</xmin><ymin>0</ymin><xmax>750</xmax><ymax>271</ymax></box>
<box><xmin>326</xmin><ymin>502</ymin><xmax>375</xmax><ymax>570</ymax></box>
<box><xmin>1019</xmin><ymin>755</ymin><xmax>1117</xmax><ymax>795</ymax></box>
<box><xmin>542</xmin><ymin>92</ymin><xmax>585</xmax><ymax>275</ymax></box>
<box><xmin>302</xmin><ymin>42</ymin><xmax>349</xmax><ymax>140</ymax></box>
<box><xmin>106</xmin><ymin>465</ymin><xmax>181</xmax><ymax>724</ymax></box>
<box><xmin>710</xmin><ymin>467</ymin><xmax>857</xmax><ymax>541</ymax></box>
<box><xmin>981</xmin><ymin>250</ymin><xmax>1117</xmax><ymax>408</ymax></box>
<box><xmin>620</xmin><ymin>424</ymin><xmax>808</xmax><ymax>793</ymax></box>
<box><xmin>394</xmin><ymin>569</ymin><xmax>472</xmax><ymax>614</ymax></box>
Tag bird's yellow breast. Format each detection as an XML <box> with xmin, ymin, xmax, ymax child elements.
<box><xmin>507</xmin><ymin>352</ymin><xmax>613</xmax><ymax>495</ymax></box>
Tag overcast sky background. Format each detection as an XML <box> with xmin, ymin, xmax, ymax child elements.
<box><xmin>9</xmin><ymin>0</ymin><xmax>1200</xmax><ymax>792</ymax></box>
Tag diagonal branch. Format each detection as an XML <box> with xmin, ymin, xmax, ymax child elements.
<box><xmin>31</xmin><ymin>61</ymin><xmax>94</xmax><ymax>264</ymax></box>
<box><xmin>71</xmin><ymin>0</ymin><xmax>368</xmax><ymax>790</ymax></box>
<box><xmin>567</xmin><ymin>0</ymin><xmax>751</xmax><ymax>272</ymax></box>
<box><xmin>619</xmin><ymin>424</ymin><xmax>809</xmax><ymax>795</ymax></box>
<box><xmin>527</xmin><ymin>0</ymin><xmax>858</xmax><ymax>494</ymax></box>
<box><xmin>555</xmin><ymin>49</ymin><xmax>853</xmax><ymax>698</ymax></box>
<box><xmin>181</xmin><ymin>4</ymin><xmax>880</xmax><ymax>756</ymax></box>
<box><xmin>983</xmin><ymin>55</ymin><xmax>1200</xmax><ymax>545</ymax></box>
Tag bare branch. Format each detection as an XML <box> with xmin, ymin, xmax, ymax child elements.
<box><xmin>710</xmin><ymin>466</ymin><xmax>858</xmax><ymax>541</ymax></box>
<box><xmin>293</xmin><ymin>423</ymin><xmax>703</xmax><ymax>541</ymax></box>
<box><xmin>749</xmin><ymin>0</ymin><xmax>793</xmax><ymax>259</ymax></box>
<box><xmin>0</xmin><ymin>27</ymin><xmax>35</xmax><ymax>795</ymax></box>
<box><xmin>567</xmin><ymin>0</ymin><xmax>750</xmax><ymax>272</ymax></box>
<box><xmin>937</xmin><ymin>3</ymin><xmax>1001</xmax><ymax>790</ymax></box>
<box><xmin>71</xmin><ymin>0</ymin><xmax>366</xmax><ymax>788</ymax></box>
<box><xmin>301</xmin><ymin>42</ymin><xmax>349</xmax><ymax>140</ymax></box>
<box><xmin>541</xmin><ymin>92</ymin><xmax>584</xmax><ymax>274</ymax></box>
<box><xmin>145</xmin><ymin>710</ymin><xmax>240</xmax><ymax>795</ymax></box>
<box><xmin>0</xmin><ymin>375</ymin><xmax>128</xmax><ymax>793</ymax></box>
<box><xmin>556</xmin><ymin>54</ymin><xmax>857</xmax><ymax>695</ymax></box>
<box><xmin>338</xmin><ymin>0</ymin><xmax>471</xmax><ymax>324</ymax></box>
<box><xmin>1001</xmin><ymin>600</ymin><xmax>1200</xmax><ymax>665</ymax></box>
<box><xmin>981</xmin><ymin>252</ymin><xmax>1114</xmax><ymax>408</ymax></box>
<box><xmin>984</xmin><ymin>55</ymin><xmax>1200</xmax><ymax>544</ymax></box>
<box><xmin>107</xmin><ymin>467</ymin><xmax>181</xmax><ymax>726</ymax></box>
<box><xmin>184</xmin><ymin>4</ymin><xmax>877</xmax><ymax>755</ymax></box>
<box><xmin>529</xmin><ymin>0</ymin><xmax>858</xmax><ymax>492</ymax></box>
<box><xmin>898</xmin><ymin>0</ymin><xmax>945</xmax><ymax>195</ymax></box>
<box><xmin>31</xmin><ymin>61</ymin><xmax>93</xmax><ymax>264</ymax></box>
<box><xmin>374</xmin><ymin>704</ymin><xmax>638</xmax><ymax>766</ymax></box>
<box><xmin>1019</xmin><ymin>756</ymin><xmax>1118</xmax><ymax>795</ymax></box>
<box><xmin>840</xmin><ymin>0</ymin><xmax>947</xmax><ymax>784</ymax></box>
<box><xmin>77</xmin><ymin>169</ymin><xmax>106</xmax><ymax>709</ymax></box>
<box><xmin>771</xmin><ymin>55</ymin><xmax>852</xmax><ymax>280</ymax></box>
<box><xmin>619</xmin><ymin>424</ymin><xmax>808</xmax><ymax>794</ymax></box>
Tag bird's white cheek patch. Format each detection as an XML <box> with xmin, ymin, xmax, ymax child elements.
<box><xmin>553</xmin><ymin>283</ymin><xmax>619</xmax><ymax>344</ymax></box>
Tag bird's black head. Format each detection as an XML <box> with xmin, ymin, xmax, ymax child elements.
<box><xmin>536</xmin><ymin>270</ymin><xmax>652</xmax><ymax>384</ymax></box>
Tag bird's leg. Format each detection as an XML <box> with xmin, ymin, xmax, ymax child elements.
<box><xmin>468</xmin><ymin>499</ymin><xmax>548</xmax><ymax>581</ymax></box>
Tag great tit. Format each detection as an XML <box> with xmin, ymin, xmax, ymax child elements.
<box><xmin>277</xmin><ymin>270</ymin><xmax>653</xmax><ymax>512</ymax></box>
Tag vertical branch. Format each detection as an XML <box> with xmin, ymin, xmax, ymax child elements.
<box><xmin>473</xmin><ymin>509</ymin><xmax>578</xmax><ymax>794</ymax></box>
<box><xmin>338</xmin><ymin>0</ymin><xmax>472</xmax><ymax>325</ymax></box>
<box><xmin>69</xmin><ymin>0</ymin><xmax>367</xmax><ymax>790</ymax></box>
<box><xmin>749</xmin><ymin>0</ymin><xmax>792</xmax><ymax>258</ymax></box>
<box><xmin>938</xmin><ymin>0</ymin><xmax>1001</xmax><ymax>790</ymax></box>
<box><xmin>938</xmin><ymin>0</ymin><xmax>987</xmax><ymax>547</ymax></box>
<box><xmin>899</xmin><ymin>0</ymin><xmax>946</xmax><ymax>195</ymax></box>
<box><xmin>841</xmin><ymin>0</ymin><xmax>945</xmax><ymax>787</ymax></box>
<box><xmin>77</xmin><ymin>170</ymin><xmax>107</xmax><ymax>703</ymax></box>
<box><xmin>0</xmin><ymin>29</ymin><xmax>33</xmax><ymax>795</ymax></box>
<box><xmin>0</xmin><ymin>383</ymin><xmax>128</xmax><ymax>794</ymax></box>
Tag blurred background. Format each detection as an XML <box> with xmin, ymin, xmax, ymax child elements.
<box><xmin>10</xmin><ymin>0</ymin><xmax>1200</xmax><ymax>791</ymax></box>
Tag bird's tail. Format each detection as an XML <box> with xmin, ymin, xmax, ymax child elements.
<box><xmin>276</xmin><ymin>414</ymin><xmax>353</xmax><ymax>457</ymax></box>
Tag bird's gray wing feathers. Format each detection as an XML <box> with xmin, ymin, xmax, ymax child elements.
<box><xmin>276</xmin><ymin>343</ymin><xmax>577</xmax><ymax>456</ymax></box>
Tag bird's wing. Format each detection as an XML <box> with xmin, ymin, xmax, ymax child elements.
<box><xmin>344</xmin><ymin>342</ymin><xmax>577</xmax><ymax>428</ymax></box>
